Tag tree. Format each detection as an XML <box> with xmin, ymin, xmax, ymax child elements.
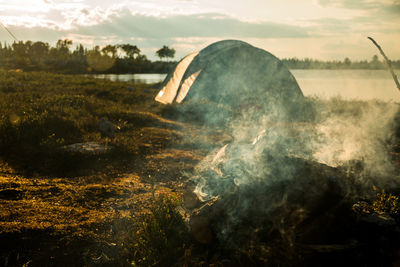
<box><xmin>101</xmin><ymin>45</ymin><xmax>118</xmax><ymax>58</ymax></box>
<box><xmin>156</xmin><ymin>45</ymin><xmax>175</xmax><ymax>61</ymax></box>
<box><xmin>119</xmin><ymin>44</ymin><xmax>141</xmax><ymax>59</ymax></box>
<box><xmin>48</xmin><ymin>39</ymin><xmax>73</xmax><ymax>69</ymax></box>
<box><xmin>72</xmin><ymin>44</ymin><xmax>85</xmax><ymax>57</ymax></box>
<box><xmin>86</xmin><ymin>46</ymin><xmax>115</xmax><ymax>72</ymax></box>
<box><xmin>12</xmin><ymin>41</ymin><xmax>30</xmax><ymax>68</ymax></box>
<box><xmin>69</xmin><ymin>44</ymin><xmax>87</xmax><ymax>73</ymax></box>
<box><xmin>29</xmin><ymin>41</ymin><xmax>49</xmax><ymax>67</ymax></box>
<box><xmin>344</xmin><ymin>57</ymin><xmax>351</xmax><ymax>66</ymax></box>
<box><xmin>55</xmin><ymin>39</ymin><xmax>72</xmax><ymax>57</ymax></box>
<box><xmin>370</xmin><ymin>54</ymin><xmax>383</xmax><ymax>69</ymax></box>
<box><xmin>136</xmin><ymin>54</ymin><xmax>149</xmax><ymax>62</ymax></box>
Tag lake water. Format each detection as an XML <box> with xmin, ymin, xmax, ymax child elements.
<box><xmin>88</xmin><ymin>70</ymin><xmax>400</xmax><ymax>102</ymax></box>
<box><xmin>88</xmin><ymin>73</ymin><xmax>167</xmax><ymax>84</ymax></box>
<box><xmin>291</xmin><ymin>69</ymin><xmax>400</xmax><ymax>102</ymax></box>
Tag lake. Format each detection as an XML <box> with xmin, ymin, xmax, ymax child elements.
<box><xmin>88</xmin><ymin>70</ymin><xmax>400</xmax><ymax>102</ymax></box>
<box><xmin>87</xmin><ymin>73</ymin><xmax>167</xmax><ymax>84</ymax></box>
<box><xmin>291</xmin><ymin>69</ymin><xmax>400</xmax><ymax>102</ymax></box>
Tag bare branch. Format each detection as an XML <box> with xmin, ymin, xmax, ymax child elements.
<box><xmin>0</xmin><ymin>20</ymin><xmax>18</xmax><ymax>42</ymax></box>
<box><xmin>368</xmin><ymin>36</ymin><xmax>400</xmax><ymax>92</ymax></box>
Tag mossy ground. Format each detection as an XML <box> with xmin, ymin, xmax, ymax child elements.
<box><xmin>0</xmin><ymin>70</ymin><xmax>399</xmax><ymax>266</ymax></box>
<box><xmin>0</xmin><ymin>70</ymin><xmax>213</xmax><ymax>266</ymax></box>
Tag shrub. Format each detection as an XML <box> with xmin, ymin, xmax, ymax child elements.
<box><xmin>371</xmin><ymin>186</ymin><xmax>400</xmax><ymax>217</ymax></box>
<box><xmin>131</xmin><ymin>195</ymin><xmax>190</xmax><ymax>266</ymax></box>
<box><xmin>359</xmin><ymin>186</ymin><xmax>400</xmax><ymax>221</ymax></box>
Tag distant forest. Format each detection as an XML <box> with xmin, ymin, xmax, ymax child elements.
<box><xmin>282</xmin><ymin>55</ymin><xmax>400</xmax><ymax>70</ymax></box>
<box><xmin>0</xmin><ymin>40</ymin><xmax>176</xmax><ymax>74</ymax></box>
<box><xmin>0</xmin><ymin>39</ymin><xmax>399</xmax><ymax>74</ymax></box>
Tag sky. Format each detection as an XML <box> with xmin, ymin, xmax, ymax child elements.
<box><xmin>0</xmin><ymin>0</ymin><xmax>399</xmax><ymax>60</ymax></box>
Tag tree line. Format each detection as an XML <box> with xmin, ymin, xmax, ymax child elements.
<box><xmin>0</xmin><ymin>39</ymin><xmax>399</xmax><ymax>74</ymax></box>
<box><xmin>0</xmin><ymin>39</ymin><xmax>176</xmax><ymax>74</ymax></box>
<box><xmin>282</xmin><ymin>55</ymin><xmax>400</xmax><ymax>70</ymax></box>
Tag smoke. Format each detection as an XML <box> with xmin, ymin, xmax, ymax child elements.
<box><xmin>191</xmin><ymin>96</ymin><xmax>400</xmax><ymax>192</ymax></box>
<box><xmin>184</xmin><ymin>93</ymin><xmax>400</xmax><ymax>248</ymax></box>
<box><xmin>311</xmin><ymin>98</ymin><xmax>399</xmax><ymax>182</ymax></box>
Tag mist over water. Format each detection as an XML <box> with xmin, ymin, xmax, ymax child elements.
<box><xmin>293</xmin><ymin>69</ymin><xmax>400</xmax><ymax>102</ymax></box>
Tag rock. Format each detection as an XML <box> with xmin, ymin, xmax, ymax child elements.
<box><xmin>62</xmin><ymin>142</ymin><xmax>113</xmax><ymax>154</ymax></box>
<box><xmin>98</xmin><ymin>118</ymin><xmax>115</xmax><ymax>138</ymax></box>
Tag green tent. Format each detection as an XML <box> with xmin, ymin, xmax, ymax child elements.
<box><xmin>156</xmin><ymin>40</ymin><xmax>312</xmax><ymax>122</ymax></box>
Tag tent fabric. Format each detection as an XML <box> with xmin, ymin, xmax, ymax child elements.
<box><xmin>155</xmin><ymin>40</ymin><xmax>310</xmax><ymax>121</ymax></box>
<box><xmin>155</xmin><ymin>51</ymin><xmax>199</xmax><ymax>104</ymax></box>
<box><xmin>176</xmin><ymin>70</ymin><xmax>202</xmax><ymax>103</ymax></box>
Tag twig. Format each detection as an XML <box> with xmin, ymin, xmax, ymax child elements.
<box><xmin>0</xmin><ymin>20</ymin><xmax>18</xmax><ymax>42</ymax></box>
<box><xmin>368</xmin><ymin>36</ymin><xmax>400</xmax><ymax>92</ymax></box>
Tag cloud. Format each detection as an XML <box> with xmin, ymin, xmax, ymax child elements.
<box><xmin>304</xmin><ymin>0</ymin><xmax>400</xmax><ymax>37</ymax></box>
<box><xmin>379</xmin><ymin>2</ymin><xmax>400</xmax><ymax>18</ymax></box>
<box><xmin>60</xmin><ymin>6</ymin><xmax>117</xmax><ymax>28</ymax></box>
<box><xmin>304</xmin><ymin>16</ymin><xmax>395</xmax><ymax>37</ymax></box>
<box><xmin>0</xmin><ymin>10</ymin><xmax>311</xmax><ymax>58</ymax></box>
<box><xmin>0</xmin><ymin>15</ymin><xmax>59</xmax><ymax>29</ymax></box>
<box><xmin>315</xmin><ymin>0</ymin><xmax>400</xmax><ymax>15</ymax></box>
<box><xmin>62</xmin><ymin>11</ymin><xmax>312</xmax><ymax>57</ymax></box>
<box><xmin>1</xmin><ymin>4</ymin><xmax>398</xmax><ymax>61</ymax></box>
<box><xmin>0</xmin><ymin>0</ymin><xmax>88</xmax><ymax>29</ymax></box>
<box><xmin>316</xmin><ymin>0</ymin><xmax>379</xmax><ymax>9</ymax></box>
<box><xmin>83</xmin><ymin>11</ymin><xmax>310</xmax><ymax>39</ymax></box>
<box><xmin>60</xmin><ymin>33</ymin><xmax>121</xmax><ymax>46</ymax></box>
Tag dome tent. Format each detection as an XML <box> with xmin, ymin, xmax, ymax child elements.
<box><xmin>155</xmin><ymin>40</ymin><xmax>312</xmax><ymax>122</ymax></box>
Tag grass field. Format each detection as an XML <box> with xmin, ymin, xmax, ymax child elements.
<box><xmin>0</xmin><ymin>69</ymin><xmax>399</xmax><ymax>266</ymax></box>
<box><xmin>0</xmin><ymin>70</ymin><xmax>212</xmax><ymax>266</ymax></box>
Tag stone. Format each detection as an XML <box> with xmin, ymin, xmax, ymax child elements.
<box><xmin>62</xmin><ymin>142</ymin><xmax>113</xmax><ymax>154</ymax></box>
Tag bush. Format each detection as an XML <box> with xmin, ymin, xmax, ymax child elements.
<box><xmin>131</xmin><ymin>195</ymin><xmax>190</xmax><ymax>266</ymax></box>
<box><xmin>371</xmin><ymin>186</ymin><xmax>400</xmax><ymax>217</ymax></box>
<box><xmin>359</xmin><ymin>186</ymin><xmax>400</xmax><ymax>222</ymax></box>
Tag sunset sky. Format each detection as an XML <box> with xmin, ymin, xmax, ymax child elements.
<box><xmin>0</xmin><ymin>0</ymin><xmax>399</xmax><ymax>60</ymax></box>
